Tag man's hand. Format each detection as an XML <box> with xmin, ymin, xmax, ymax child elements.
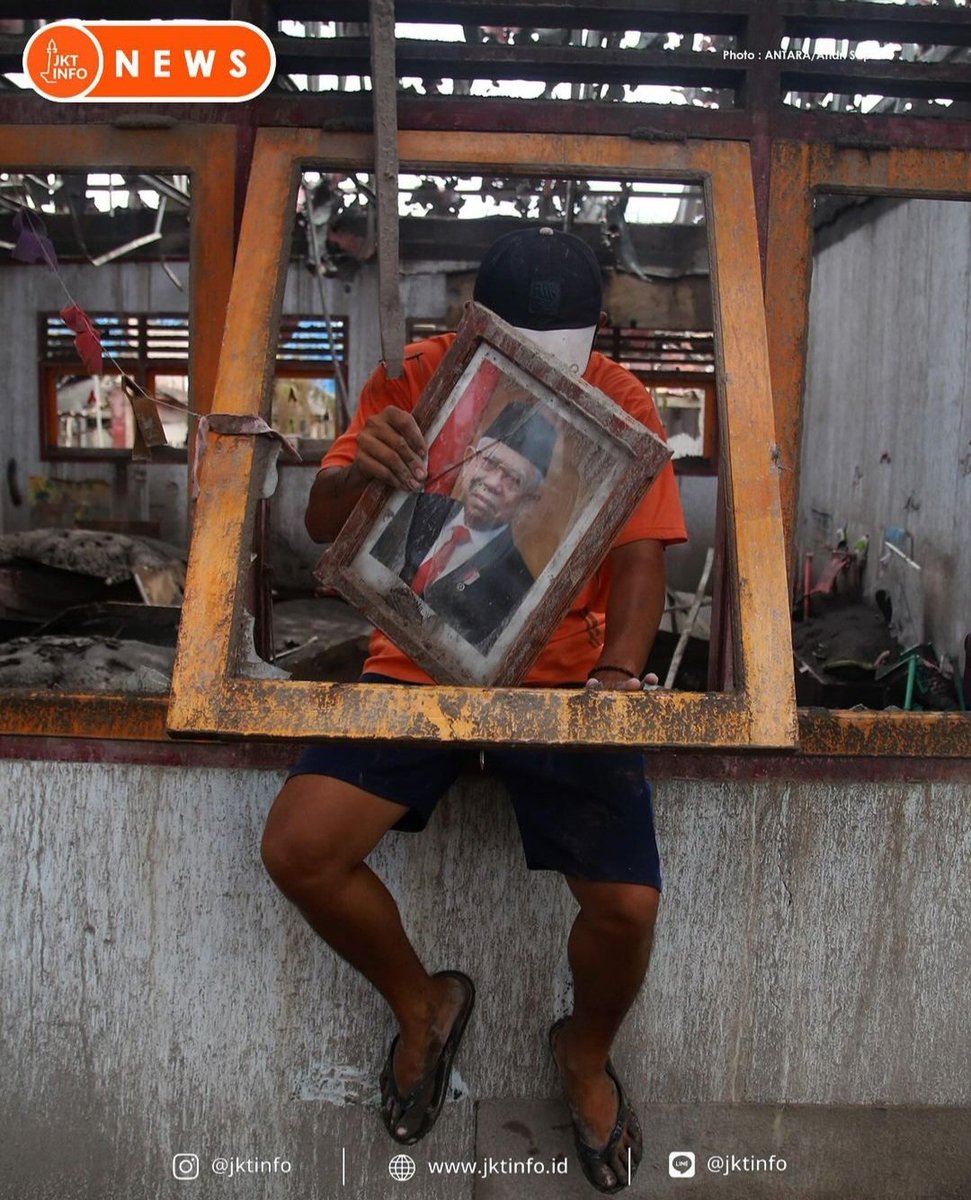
<box><xmin>305</xmin><ymin>407</ymin><xmax>427</xmax><ymax>543</ymax></box>
<box><xmin>585</xmin><ymin>668</ymin><xmax>659</xmax><ymax>693</ymax></box>
<box><xmin>355</xmin><ymin>407</ymin><xmax>428</xmax><ymax>492</ymax></box>
<box><xmin>582</xmin><ymin>539</ymin><xmax>666</xmax><ymax>691</ymax></box>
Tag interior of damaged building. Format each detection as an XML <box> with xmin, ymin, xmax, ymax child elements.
<box><xmin>2</xmin><ymin>4</ymin><xmax>970</xmax><ymax>1198</ymax></box>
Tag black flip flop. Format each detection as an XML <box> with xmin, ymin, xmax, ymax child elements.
<box><xmin>549</xmin><ymin>1017</ymin><xmax>643</xmax><ymax>1194</ymax></box>
<box><xmin>380</xmin><ymin>970</ymin><xmax>475</xmax><ymax>1146</ymax></box>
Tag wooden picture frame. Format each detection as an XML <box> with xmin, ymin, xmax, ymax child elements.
<box><xmin>315</xmin><ymin>302</ymin><xmax>671</xmax><ymax>686</ymax></box>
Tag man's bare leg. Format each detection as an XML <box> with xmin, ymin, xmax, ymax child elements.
<box><xmin>551</xmin><ymin>878</ymin><xmax>659</xmax><ymax>1186</ymax></box>
<box><xmin>261</xmin><ymin>775</ymin><xmax>468</xmax><ymax>1130</ymax></box>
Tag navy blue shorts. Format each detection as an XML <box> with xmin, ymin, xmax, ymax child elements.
<box><xmin>287</xmin><ymin>676</ymin><xmax>662</xmax><ymax>889</ymax></box>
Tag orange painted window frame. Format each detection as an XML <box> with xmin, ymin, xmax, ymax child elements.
<box><xmin>767</xmin><ymin>142</ymin><xmax>971</xmax><ymax>757</ymax></box>
<box><xmin>167</xmin><ymin>129</ymin><xmax>796</xmax><ymax>750</ymax></box>
<box><xmin>0</xmin><ymin>124</ymin><xmax>236</xmax><ymax>741</ymax></box>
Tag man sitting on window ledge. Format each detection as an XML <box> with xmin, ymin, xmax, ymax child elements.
<box><xmin>260</xmin><ymin>227</ymin><xmax>687</xmax><ymax>1195</ymax></box>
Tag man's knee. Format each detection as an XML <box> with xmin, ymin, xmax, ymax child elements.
<box><xmin>260</xmin><ymin>774</ymin><xmax>405</xmax><ymax>896</ymax></box>
<box><xmin>571</xmin><ymin>880</ymin><xmax>661</xmax><ymax>939</ymax></box>
<box><xmin>261</xmin><ymin>777</ymin><xmax>352</xmax><ymax>895</ymax></box>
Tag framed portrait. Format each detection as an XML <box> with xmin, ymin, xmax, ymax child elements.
<box><xmin>315</xmin><ymin>302</ymin><xmax>672</xmax><ymax>686</ymax></box>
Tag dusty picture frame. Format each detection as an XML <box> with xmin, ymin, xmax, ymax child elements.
<box><xmin>314</xmin><ymin>302</ymin><xmax>672</xmax><ymax>686</ymax></box>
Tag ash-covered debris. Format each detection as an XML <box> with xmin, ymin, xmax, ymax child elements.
<box><xmin>793</xmin><ymin>593</ymin><xmax>900</xmax><ymax>674</ymax></box>
<box><xmin>793</xmin><ymin>594</ymin><xmax>901</xmax><ymax>707</ymax></box>
<box><xmin>0</xmin><ymin>634</ymin><xmax>174</xmax><ymax>692</ymax></box>
<box><xmin>0</xmin><ymin>528</ymin><xmax>186</xmax><ymax>585</ymax></box>
<box><xmin>272</xmin><ymin>598</ymin><xmax>372</xmax><ymax>681</ymax></box>
<box><xmin>34</xmin><ymin>601</ymin><xmax>180</xmax><ymax>645</ymax></box>
<box><xmin>789</xmin><ymin>593</ymin><xmax>965</xmax><ymax>709</ymax></box>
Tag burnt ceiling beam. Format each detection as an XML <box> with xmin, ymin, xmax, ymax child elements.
<box><xmin>290</xmin><ymin>1</ymin><xmax>752</xmax><ymax>35</ymax></box>
<box><xmin>780</xmin><ymin>2</ymin><xmax>971</xmax><ymax>49</ymax></box>
<box><xmin>362</xmin><ymin>215</ymin><xmax>710</xmax><ymax>274</ymax></box>
<box><xmin>0</xmin><ymin>208</ymin><xmax>190</xmax><ymax>261</ymax></box>
<box><xmin>272</xmin><ymin>36</ymin><xmax>746</xmax><ymax>90</ymax></box>
<box><xmin>0</xmin><ymin>1</ymin><xmax>966</xmax><ymax>44</ymax></box>
<box><xmin>131</xmin><ymin>174</ymin><xmax>192</xmax><ymax>208</ymax></box>
<box><xmin>0</xmin><ymin>1</ymin><xmax>227</xmax><ymax>14</ymax></box>
<box><xmin>0</xmin><ymin>90</ymin><xmax>969</xmax><ymax>153</ymax></box>
<box><xmin>781</xmin><ymin>58</ymin><xmax>971</xmax><ymax>105</ymax></box>
<box><xmin>231</xmin><ymin>0</ymin><xmax>275</xmax><ymax>27</ymax></box>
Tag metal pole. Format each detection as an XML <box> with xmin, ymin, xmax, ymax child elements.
<box><xmin>369</xmin><ymin>0</ymin><xmax>405</xmax><ymax>378</ymax></box>
<box><xmin>303</xmin><ymin>178</ymin><xmax>350</xmax><ymax>419</ymax></box>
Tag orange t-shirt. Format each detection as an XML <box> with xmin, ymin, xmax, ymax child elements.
<box><xmin>323</xmin><ymin>335</ymin><xmax>688</xmax><ymax>684</ymax></box>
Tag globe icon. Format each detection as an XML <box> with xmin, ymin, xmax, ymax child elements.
<box><xmin>388</xmin><ymin>1153</ymin><xmax>416</xmax><ymax>1182</ymax></box>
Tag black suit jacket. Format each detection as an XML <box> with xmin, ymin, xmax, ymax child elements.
<box><xmin>372</xmin><ymin>491</ymin><xmax>534</xmax><ymax>653</ymax></box>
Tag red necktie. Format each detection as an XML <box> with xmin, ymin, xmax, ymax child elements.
<box><xmin>411</xmin><ymin>525</ymin><xmax>471</xmax><ymax>595</ymax></box>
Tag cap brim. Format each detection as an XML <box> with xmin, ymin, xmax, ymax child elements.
<box><xmin>510</xmin><ymin>325</ymin><xmax>597</xmax><ymax>374</ymax></box>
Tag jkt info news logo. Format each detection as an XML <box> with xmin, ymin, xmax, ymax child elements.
<box><xmin>23</xmin><ymin>21</ymin><xmax>275</xmax><ymax>102</ymax></box>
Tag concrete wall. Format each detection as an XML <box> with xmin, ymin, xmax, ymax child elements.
<box><xmin>4</xmin><ymin>756</ymin><xmax>970</xmax><ymax>1197</ymax></box>
<box><xmin>798</xmin><ymin>197</ymin><xmax>971</xmax><ymax>663</ymax></box>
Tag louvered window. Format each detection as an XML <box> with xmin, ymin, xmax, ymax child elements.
<box><xmin>40</xmin><ymin>313</ymin><xmax>347</xmax><ymax>458</ymax></box>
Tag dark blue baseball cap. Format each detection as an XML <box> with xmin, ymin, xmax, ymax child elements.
<box><xmin>474</xmin><ymin>226</ymin><xmax>603</xmax><ymax>331</ymax></box>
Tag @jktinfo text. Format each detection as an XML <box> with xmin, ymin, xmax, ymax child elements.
<box><xmin>172</xmin><ymin>1153</ymin><xmax>293</xmax><ymax>1181</ymax></box>
<box><xmin>669</xmin><ymin>1150</ymin><xmax>788</xmax><ymax>1179</ymax></box>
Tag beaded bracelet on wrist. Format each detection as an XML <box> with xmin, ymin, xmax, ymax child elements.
<box><xmin>586</xmin><ymin>664</ymin><xmax>640</xmax><ymax>681</ymax></box>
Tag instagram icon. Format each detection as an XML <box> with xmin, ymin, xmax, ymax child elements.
<box><xmin>172</xmin><ymin>1153</ymin><xmax>200</xmax><ymax>1180</ymax></box>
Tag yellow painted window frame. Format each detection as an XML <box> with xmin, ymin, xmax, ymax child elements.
<box><xmin>167</xmin><ymin>129</ymin><xmax>795</xmax><ymax>749</ymax></box>
<box><xmin>0</xmin><ymin>124</ymin><xmax>236</xmax><ymax>741</ymax></box>
<box><xmin>766</xmin><ymin>141</ymin><xmax>971</xmax><ymax>757</ymax></box>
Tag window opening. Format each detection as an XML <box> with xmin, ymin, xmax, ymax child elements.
<box><xmin>271</xmin><ymin>315</ymin><xmax>349</xmax><ymax>458</ymax></box>
<box><xmin>794</xmin><ymin>192</ymin><xmax>969</xmax><ymax>716</ymax></box>
<box><xmin>167</xmin><ymin>130</ymin><xmax>794</xmax><ymax>749</ymax></box>
<box><xmin>766</xmin><ymin>141</ymin><xmax>971</xmax><ymax>755</ymax></box>
<box><xmin>256</xmin><ymin>167</ymin><xmax>717</xmax><ymax>693</ymax></box>
<box><xmin>0</xmin><ymin>126</ymin><xmax>234</xmax><ymax>734</ymax></box>
<box><xmin>38</xmin><ymin>311</ymin><xmax>348</xmax><ymax>460</ymax></box>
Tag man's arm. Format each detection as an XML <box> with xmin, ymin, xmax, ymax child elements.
<box><xmin>587</xmin><ymin>538</ymin><xmax>666</xmax><ymax>692</ymax></box>
<box><xmin>305</xmin><ymin>406</ymin><xmax>428</xmax><ymax>543</ymax></box>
